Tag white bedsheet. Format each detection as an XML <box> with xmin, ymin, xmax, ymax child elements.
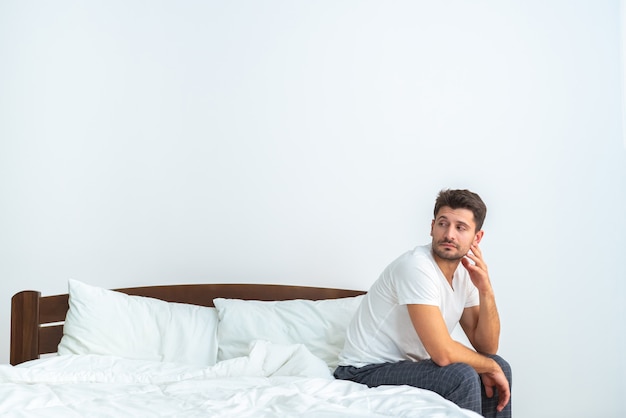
<box><xmin>0</xmin><ymin>341</ymin><xmax>482</xmax><ymax>417</ymax></box>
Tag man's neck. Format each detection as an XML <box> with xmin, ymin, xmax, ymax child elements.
<box><xmin>431</xmin><ymin>251</ymin><xmax>461</xmax><ymax>286</ymax></box>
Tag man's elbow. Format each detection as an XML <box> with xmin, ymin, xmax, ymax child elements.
<box><xmin>431</xmin><ymin>357</ymin><xmax>453</xmax><ymax>367</ymax></box>
<box><xmin>475</xmin><ymin>342</ymin><xmax>498</xmax><ymax>356</ymax></box>
<box><xmin>429</xmin><ymin>349</ymin><xmax>454</xmax><ymax>367</ymax></box>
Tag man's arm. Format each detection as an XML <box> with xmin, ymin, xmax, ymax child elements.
<box><xmin>407</xmin><ymin>303</ymin><xmax>510</xmax><ymax>412</ymax></box>
<box><xmin>459</xmin><ymin>294</ymin><xmax>500</xmax><ymax>354</ymax></box>
<box><xmin>459</xmin><ymin>243</ymin><xmax>500</xmax><ymax>354</ymax></box>
<box><xmin>407</xmin><ymin>304</ymin><xmax>498</xmax><ymax>372</ymax></box>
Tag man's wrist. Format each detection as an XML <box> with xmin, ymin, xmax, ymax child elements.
<box><xmin>478</xmin><ymin>285</ymin><xmax>495</xmax><ymax>298</ymax></box>
<box><xmin>487</xmin><ymin>358</ymin><xmax>501</xmax><ymax>374</ymax></box>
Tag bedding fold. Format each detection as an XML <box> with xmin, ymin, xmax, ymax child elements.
<box><xmin>0</xmin><ymin>342</ymin><xmax>482</xmax><ymax>417</ymax></box>
<box><xmin>1</xmin><ymin>340</ymin><xmax>331</xmax><ymax>384</ymax></box>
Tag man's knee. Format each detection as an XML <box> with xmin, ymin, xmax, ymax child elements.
<box><xmin>440</xmin><ymin>363</ymin><xmax>481</xmax><ymax>412</ymax></box>
<box><xmin>443</xmin><ymin>362</ymin><xmax>481</xmax><ymax>393</ymax></box>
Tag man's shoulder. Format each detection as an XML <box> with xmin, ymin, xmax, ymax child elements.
<box><xmin>382</xmin><ymin>244</ymin><xmax>443</xmax><ymax>306</ymax></box>
<box><xmin>384</xmin><ymin>244</ymin><xmax>439</xmax><ymax>284</ymax></box>
<box><xmin>395</xmin><ymin>244</ymin><xmax>436</xmax><ymax>269</ymax></box>
<box><xmin>409</xmin><ymin>243</ymin><xmax>433</xmax><ymax>259</ymax></box>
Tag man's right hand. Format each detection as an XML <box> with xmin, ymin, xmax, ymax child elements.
<box><xmin>480</xmin><ymin>365</ymin><xmax>510</xmax><ymax>412</ymax></box>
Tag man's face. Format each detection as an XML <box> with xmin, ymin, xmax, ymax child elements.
<box><xmin>430</xmin><ymin>206</ymin><xmax>481</xmax><ymax>261</ymax></box>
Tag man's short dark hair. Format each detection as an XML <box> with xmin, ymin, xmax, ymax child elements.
<box><xmin>434</xmin><ymin>189</ymin><xmax>487</xmax><ymax>231</ymax></box>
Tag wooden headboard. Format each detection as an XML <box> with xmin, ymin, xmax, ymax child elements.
<box><xmin>10</xmin><ymin>283</ymin><xmax>366</xmax><ymax>366</ymax></box>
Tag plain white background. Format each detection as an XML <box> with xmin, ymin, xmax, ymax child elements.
<box><xmin>1</xmin><ymin>1</ymin><xmax>625</xmax><ymax>417</ymax></box>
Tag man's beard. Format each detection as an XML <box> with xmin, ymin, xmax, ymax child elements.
<box><xmin>432</xmin><ymin>240</ymin><xmax>466</xmax><ymax>261</ymax></box>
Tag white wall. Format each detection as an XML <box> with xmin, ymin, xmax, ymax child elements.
<box><xmin>1</xmin><ymin>1</ymin><xmax>624</xmax><ymax>417</ymax></box>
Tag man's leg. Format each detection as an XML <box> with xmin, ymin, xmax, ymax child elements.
<box><xmin>481</xmin><ymin>354</ymin><xmax>512</xmax><ymax>418</ymax></box>
<box><xmin>334</xmin><ymin>360</ymin><xmax>482</xmax><ymax>414</ymax></box>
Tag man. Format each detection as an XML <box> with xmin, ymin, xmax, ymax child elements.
<box><xmin>335</xmin><ymin>189</ymin><xmax>511</xmax><ymax>417</ymax></box>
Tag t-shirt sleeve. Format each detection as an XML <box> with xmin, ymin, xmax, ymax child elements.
<box><xmin>394</xmin><ymin>255</ymin><xmax>441</xmax><ymax>306</ymax></box>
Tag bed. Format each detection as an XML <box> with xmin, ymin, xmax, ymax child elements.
<box><xmin>6</xmin><ymin>279</ymin><xmax>482</xmax><ymax>417</ymax></box>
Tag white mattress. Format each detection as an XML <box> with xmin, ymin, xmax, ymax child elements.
<box><xmin>1</xmin><ymin>341</ymin><xmax>482</xmax><ymax>417</ymax></box>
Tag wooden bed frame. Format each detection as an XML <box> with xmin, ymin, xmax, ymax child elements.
<box><xmin>10</xmin><ymin>283</ymin><xmax>365</xmax><ymax>366</ymax></box>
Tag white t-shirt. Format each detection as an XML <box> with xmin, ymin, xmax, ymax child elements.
<box><xmin>338</xmin><ymin>244</ymin><xmax>479</xmax><ymax>367</ymax></box>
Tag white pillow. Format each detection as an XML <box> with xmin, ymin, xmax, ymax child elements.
<box><xmin>214</xmin><ymin>295</ymin><xmax>364</xmax><ymax>370</ymax></box>
<box><xmin>57</xmin><ymin>280</ymin><xmax>219</xmax><ymax>366</ymax></box>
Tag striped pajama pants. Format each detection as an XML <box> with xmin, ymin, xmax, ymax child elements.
<box><xmin>334</xmin><ymin>354</ymin><xmax>512</xmax><ymax>417</ymax></box>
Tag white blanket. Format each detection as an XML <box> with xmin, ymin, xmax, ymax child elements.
<box><xmin>0</xmin><ymin>341</ymin><xmax>482</xmax><ymax>417</ymax></box>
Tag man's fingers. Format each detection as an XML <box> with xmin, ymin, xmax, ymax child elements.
<box><xmin>484</xmin><ymin>384</ymin><xmax>494</xmax><ymax>399</ymax></box>
<box><xmin>497</xmin><ymin>386</ymin><xmax>511</xmax><ymax>412</ymax></box>
<box><xmin>483</xmin><ymin>374</ymin><xmax>510</xmax><ymax>412</ymax></box>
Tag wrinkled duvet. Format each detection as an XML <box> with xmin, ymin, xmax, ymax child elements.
<box><xmin>0</xmin><ymin>341</ymin><xmax>481</xmax><ymax>417</ymax></box>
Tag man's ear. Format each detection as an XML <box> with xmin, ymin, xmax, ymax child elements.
<box><xmin>430</xmin><ymin>219</ymin><xmax>435</xmax><ymax>237</ymax></box>
<box><xmin>473</xmin><ymin>230</ymin><xmax>484</xmax><ymax>245</ymax></box>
